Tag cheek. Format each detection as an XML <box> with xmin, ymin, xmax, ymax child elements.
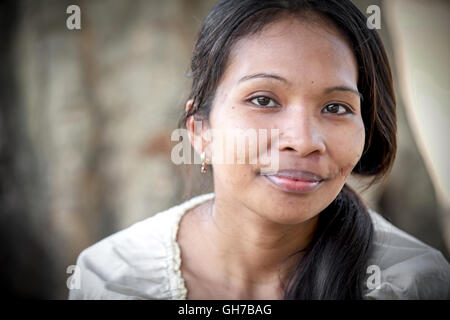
<box><xmin>210</xmin><ymin>105</ymin><xmax>269</xmax><ymax>165</ymax></box>
<box><xmin>209</xmin><ymin>106</ymin><xmax>266</xmax><ymax>193</ymax></box>
<box><xmin>329</xmin><ymin>121</ymin><xmax>365</xmax><ymax>180</ymax></box>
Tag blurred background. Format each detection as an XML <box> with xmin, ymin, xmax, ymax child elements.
<box><xmin>0</xmin><ymin>0</ymin><xmax>448</xmax><ymax>299</ymax></box>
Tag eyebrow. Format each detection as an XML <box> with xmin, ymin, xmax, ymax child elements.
<box><xmin>324</xmin><ymin>86</ymin><xmax>364</xmax><ymax>101</ymax></box>
<box><xmin>238</xmin><ymin>73</ymin><xmax>289</xmax><ymax>85</ymax></box>
<box><xmin>237</xmin><ymin>72</ymin><xmax>363</xmax><ymax>101</ymax></box>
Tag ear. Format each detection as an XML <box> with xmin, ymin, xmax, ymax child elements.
<box><xmin>185</xmin><ymin>99</ymin><xmax>210</xmax><ymax>156</ymax></box>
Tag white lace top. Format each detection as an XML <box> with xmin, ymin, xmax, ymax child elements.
<box><xmin>68</xmin><ymin>193</ymin><xmax>450</xmax><ymax>300</ymax></box>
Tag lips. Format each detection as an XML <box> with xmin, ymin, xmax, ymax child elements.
<box><xmin>267</xmin><ymin>169</ymin><xmax>324</xmax><ymax>182</ymax></box>
<box><xmin>263</xmin><ymin>169</ymin><xmax>325</xmax><ymax>194</ymax></box>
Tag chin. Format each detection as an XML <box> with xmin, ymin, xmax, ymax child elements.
<box><xmin>257</xmin><ymin>202</ymin><xmax>321</xmax><ymax>225</ymax></box>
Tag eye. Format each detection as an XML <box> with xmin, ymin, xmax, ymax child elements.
<box><xmin>249</xmin><ymin>96</ymin><xmax>279</xmax><ymax>108</ymax></box>
<box><xmin>322</xmin><ymin>103</ymin><xmax>352</xmax><ymax>115</ymax></box>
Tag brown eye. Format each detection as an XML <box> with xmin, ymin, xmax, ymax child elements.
<box><xmin>323</xmin><ymin>103</ymin><xmax>351</xmax><ymax>115</ymax></box>
<box><xmin>250</xmin><ymin>96</ymin><xmax>278</xmax><ymax>108</ymax></box>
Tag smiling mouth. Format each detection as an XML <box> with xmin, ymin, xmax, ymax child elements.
<box><xmin>263</xmin><ymin>174</ymin><xmax>324</xmax><ymax>194</ymax></box>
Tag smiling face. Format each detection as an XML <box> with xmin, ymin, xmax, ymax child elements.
<box><xmin>193</xmin><ymin>14</ymin><xmax>365</xmax><ymax>225</ymax></box>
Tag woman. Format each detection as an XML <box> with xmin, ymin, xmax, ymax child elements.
<box><xmin>69</xmin><ymin>0</ymin><xmax>450</xmax><ymax>299</ymax></box>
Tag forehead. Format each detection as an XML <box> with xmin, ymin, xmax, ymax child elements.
<box><xmin>221</xmin><ymin>16</ymin><xmax>358</xmax><ymax>90</ymax></box>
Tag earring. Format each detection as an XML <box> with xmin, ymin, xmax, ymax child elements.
<box><xmin>201</xmin><ymin>151</ymin><xmax>208</xmax><ymax>173</ymax></box>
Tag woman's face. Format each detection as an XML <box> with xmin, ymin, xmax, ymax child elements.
<box><xmin>199</xmin><ymin>15</ymin><xmax>365</xmax><ymax>225</ymax></box>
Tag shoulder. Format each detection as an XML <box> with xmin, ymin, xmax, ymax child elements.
<box><xmin>68</xmin><ymin>193</ymin><xmax>215</xmax><ymax>300</ymax></box>
<box><xmin>68</xmin><ymin>192</ymin><xmax>215</xmax><ymax>300</ymax></box>
<box><xmin>364</xmin><ymin>209</ymin><xmax>450</xmax><ymax>300</ymax></box>
<box><xmin>68</xmin><ymin>207</ymin><xmax>177</xmax><ymax>300</ymax></box>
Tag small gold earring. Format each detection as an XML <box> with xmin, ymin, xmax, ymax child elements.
<box><xmin>201</xmin><ymin>151</ymin><xmax>208</xmax><ymax>173</ymax></box>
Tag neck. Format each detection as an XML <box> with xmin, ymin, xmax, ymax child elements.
<box><xmin>200</xmin><ymin>191</ymin><xmax>319</xmax><ymax>294</ymax></box>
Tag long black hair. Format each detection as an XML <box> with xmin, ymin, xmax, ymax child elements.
<box><xmin>179</xmin><ymin>0</ymin><xmax>397</xmax><ymax>299</ymax></box>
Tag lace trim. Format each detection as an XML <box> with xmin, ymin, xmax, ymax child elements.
<box><xmin>170</xmin><ymin>193</ymin><xmax>215</xmax><ymax>299</ymax></box>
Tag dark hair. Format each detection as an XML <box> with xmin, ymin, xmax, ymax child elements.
<box><xmin>179</xmin><ymin>0</ymin><xmax>397</xmax><ymax>299</ymax></box>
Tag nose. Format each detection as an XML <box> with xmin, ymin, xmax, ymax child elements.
<box><xmin>278</xmin><ymin>107</ymin><xmax>326</xmax><ymax>157</ymax></box>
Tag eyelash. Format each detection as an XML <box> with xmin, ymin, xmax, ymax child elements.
<box><xmin>247</xmin><ymin>95</ymin><xmax>354</xmax><ymax>115</ymax></box>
